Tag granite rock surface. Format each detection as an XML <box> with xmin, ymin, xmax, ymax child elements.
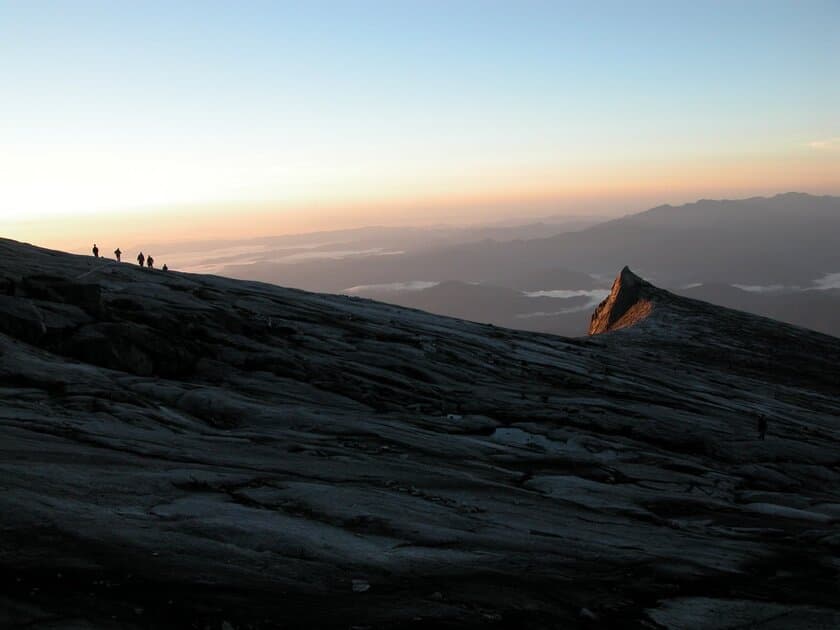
<box><xmin>1</xmin><ymin>238</ymin><xmax>839</xmax><ymax>629</ymax></box>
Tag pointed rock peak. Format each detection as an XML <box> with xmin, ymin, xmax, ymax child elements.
<box><xmin>617</xmin><ymin>265</ymin><xmax>642</xmax><ymax>288</ymax></box>
<box><xmin>588</xmin><ymin>266</ymin><xmax>655</xmax><ymax>335</ymax></box>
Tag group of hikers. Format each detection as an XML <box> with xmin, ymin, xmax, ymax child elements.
<box><xmin>92</xmin><ymin>244</ymin><xmax>168</xmax><ymax>272</ymax></box>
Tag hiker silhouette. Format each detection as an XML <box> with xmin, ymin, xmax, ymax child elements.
<box><xmin>137</xmin><ymin>252</ymin><xmax>145</xmax><ymax>267</ymax></box>
<box><xmin>162</xmin><ymin>264</ymin><xmax>168</xmax><ymax>272</ymax></box>
<box><xmin>758</xmin><ymin>415</ymin><xmax>768</xmax><ymax>440</ymax></box>
<box><xmin>147</xmin><ymin>256</ymin><xmax>154</xmax><ymax>269</ymax></box>
<box><xmin>92</xmin><ymin>244</ymin><xmax>99</xmax><ymax>258</ymax></box>
<box><xmin>114</xmin><ymin>248</ymin><xmax>121</xmax><ymax>262</ymax></box>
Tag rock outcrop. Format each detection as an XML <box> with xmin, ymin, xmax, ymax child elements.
<box><xmin>1</xmin><ymin>238</ymin><xmax>839</xmax><ymax>629</ymax></box>
<box><xmin>588</xmin><ymin>266</ymin><xmax>655</xmax><ymax>334</ymax></box>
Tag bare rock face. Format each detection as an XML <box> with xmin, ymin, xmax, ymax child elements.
<box><xmin>1</xmin><ymin>238</ymin><xmax>839</xmax><ymax>629</ymax></box>
<box><xmin>588</xmin><ymin>266</ymin><xmax>655</xmax><ymax>334</ymax></box>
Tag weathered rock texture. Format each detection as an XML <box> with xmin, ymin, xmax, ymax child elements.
<box><xmin>1</xmin><ymin>238</ymin><xmax>839</xmax><ymax>629</ymax></box>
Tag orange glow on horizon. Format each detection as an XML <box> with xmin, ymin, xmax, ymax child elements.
<box><xmin>3</xmin><ymin>150</ymin><xmax>839</xmax><ymax>253</ymax></box>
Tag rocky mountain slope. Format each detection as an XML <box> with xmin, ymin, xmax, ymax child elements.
<box><xmin>1</xmin><ymin>237</ymin><xmax>839</xmax><ymax>629</ymax></box>
<box><xmin>675</xmin><ymin>283</ymin><xmax>840</xmax><ymax>338</ymax></box>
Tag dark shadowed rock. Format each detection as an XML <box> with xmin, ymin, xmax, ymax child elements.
<box><xmin>20</xmin><ymin>274</ymin><xmax>103</xmax><ymax>314</ymax></box>
<box><xmin>59</xmin><ymin>322</ymin><xmax>198</xmax><ymax>377</ymax></box>
<box><xmin>0</xmin><ymin>294</ymin><xmax>48</xmax><ymax>342</ymax></box>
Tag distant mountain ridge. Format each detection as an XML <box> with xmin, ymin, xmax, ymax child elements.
<box><xmin>211</xmin><ymin>192</ymin><xmax>840</xmax><ymax>338</ymax></box>
<box><xmin>220</xmin><ymin>193</ymin><xmax>840</xmax><ymax>290</ymax></box>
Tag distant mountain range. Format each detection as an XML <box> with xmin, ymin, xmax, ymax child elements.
<box><xmin>542</xmin><ymin>192</ymin><xmax>840</xmax><ymax>286</ymax></box>
<box><xmin>141</xmin><ymin>216</ymin><xmax>602</xmax><ymax>277</ymax></box>
<box><xmin>140</xmin><ymin>193</ymin><xmax>840</xmax><ymax>338</ymax></box>
<box><xmin>218</xmin><ymin>192</ymin><xmax>839</xmax><ymax>288</ymax></box>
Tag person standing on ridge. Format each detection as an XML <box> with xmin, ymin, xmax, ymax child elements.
<box><xmin>114</xmin><ymin>248</ymin><xmax>121</xmax><ymax>262</ymax></box>
<box><xmin>162</xmin><ymin>264</ymin><xmax>168</xmax><ymax>272</ymax></box>
<box><xmin>137</xmin><ymin>252</ymin><xmax>145</xmax><ymax>267</ymax></box>
<box><xmin>92</xmin><ymin>244</ymin><xmax>99</xmax><ymax>258</ymax></box>
<box><xmin>147</xmin><ymin>255</ymin><xmax>154</xmax><ymax>269</ymax></box>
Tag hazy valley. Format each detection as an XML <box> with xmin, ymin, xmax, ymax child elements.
<box><xmin>128</xmin><ymin>193</ymin><xmax>840</xmax><ymax>338</ymax></box>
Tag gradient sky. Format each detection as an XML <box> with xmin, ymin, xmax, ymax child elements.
<box><xmin>2</xmin><ymin>0</ymin><xmax>839</xmax><ymax>248</ymax></box>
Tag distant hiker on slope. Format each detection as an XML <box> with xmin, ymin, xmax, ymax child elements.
<box><xmin>137</xmin><ymin>252</ymin><xmax>145</xmax><ymax>267</ymax></box>
<box><xmin>114</xmin><ymin>248</ymin><xmax>121</xmax><ymax>262</ymax></box>
<box><xmin>92</xmin><ymin>244</ymin><xmax>99</xmax><ymax>258</ymax></box>
<box><xmin>162</xmin><ymin>264</ymin><xmax>168</xmax><ymax>272</ymax></box>
<box><xmin>147</xmin><ymin>255</ymin><xmax>154</xmax><ymax>269</ymax></box>
<box><xmin>758</xmin><ymin>415</ymin><xmax>768</xmax><ymax>440</ymax></box>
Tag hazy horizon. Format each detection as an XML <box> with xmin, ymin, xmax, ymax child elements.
<box><xmin>2</xmin><ymin>1</ymin><xmax>839</xmax><ymax>249</ymax></box>
<box><xmin>4</xmin><ymin>190</ymin><xmax>840</xmax><ymax>255</ymax></box>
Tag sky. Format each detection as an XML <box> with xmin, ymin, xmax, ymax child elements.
<box><xmin>1</xmin><ymin>0</ymin><xmax>839</xmax><ymax>249</ymax></box>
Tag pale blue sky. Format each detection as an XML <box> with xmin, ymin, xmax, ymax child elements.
<box><xmin>1</xmin><ymin>0</ymin><xmax>838</xmax><ymax>243</ymax></box>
